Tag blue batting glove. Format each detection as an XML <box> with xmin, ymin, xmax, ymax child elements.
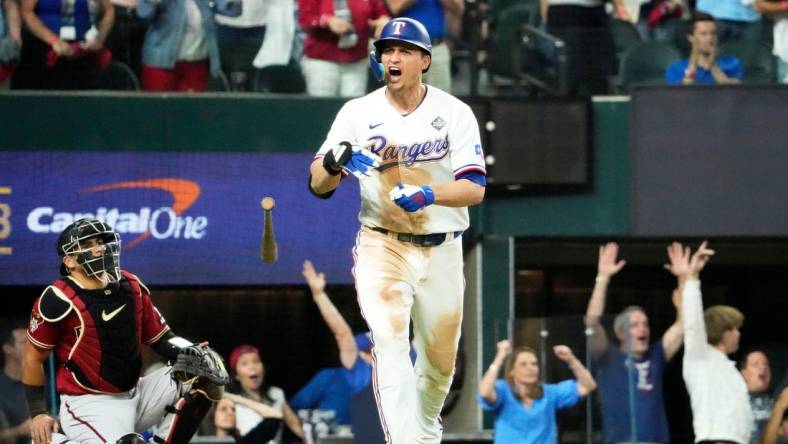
<box><xmin>323</xmin><ymin>142</ymin><xmax>381</xmax><ymax>178</ymax></box>
<box><xmin>345</xmin><ymin>145</ymin><xmax>381</xmax><ymax>178</ymax></box>
<box><xmin>389</xmin><ymin>183</ymin><xmax>435</xmax><ymax>212</ymax></box>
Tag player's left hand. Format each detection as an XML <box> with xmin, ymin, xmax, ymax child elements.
<box><xmin>389</xmin><ymin>182</ymin><xmax>435</xmax><ymax>212</ymax></box>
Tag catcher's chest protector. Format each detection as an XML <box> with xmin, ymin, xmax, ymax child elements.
<box><xmin>52</xmin><ymin>272</ymin><xmax>144</xmax><ymax>393</ymax></box>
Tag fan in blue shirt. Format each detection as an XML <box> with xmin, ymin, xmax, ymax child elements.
<box><xmin>666</xmin><ymin>12</ymin><xmax>744</xmax><ymax>85</ymax></box>
<box><xmin>477</xmin><ymin>341</ymin><xmax>597</xmax><ymax>444</ymax></box>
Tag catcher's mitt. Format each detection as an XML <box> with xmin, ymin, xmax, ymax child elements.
<box><xmin>172</xmin><ymin>345</ymin><xmax>230</xmax><ymax>386</ymax></box>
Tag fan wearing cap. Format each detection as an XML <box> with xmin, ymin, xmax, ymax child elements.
<box><xmin>309</xmin><ymin>16</ymin><xmax>486</xmax><ymax>444</ymax></box>
<box><xmin>224</xmin><ymin>345</ymin><xmax>305</xmax><ymax>443</ymax></box>
<box><xmin>22</xmin><ymin>218</ymin><xmax>229</xmax><ymax>444</ymax></box>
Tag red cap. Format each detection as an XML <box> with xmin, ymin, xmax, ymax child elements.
<box><xmin>229</xmin><ymin>344</ymin><xmax>259</xmax><ymax>371</ymax></box>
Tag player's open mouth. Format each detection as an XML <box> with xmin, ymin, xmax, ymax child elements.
<box><xmin>388</xmin><ymin>67</ymin><xmax>402</xmax><ymax>81</ymax></box>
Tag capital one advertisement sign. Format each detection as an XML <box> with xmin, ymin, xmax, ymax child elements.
<box><xmin>0</xmin><ymin>152</ymin><xmax>360</xmax><ymax>286</ymax></box>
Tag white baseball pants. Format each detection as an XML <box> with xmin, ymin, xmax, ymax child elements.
<box><xmin>353</xmin><ymin>226</ymin><xmax>464</xmax><ymax>444</ymax></box>
<box><xmin>58</xmin><ymin>365</ymin><xmax>179</xmax><ymax>444</ymax></box>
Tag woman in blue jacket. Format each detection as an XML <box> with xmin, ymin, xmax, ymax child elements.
<box><xmin>137</xmin><ymin>0</ymin><xmax>240</xmax><ymax>91</ymax></box>
<box><xmin>478</xmin><ymin>340</ymin><xmax>597</xmax><ymax>444</ymax></box>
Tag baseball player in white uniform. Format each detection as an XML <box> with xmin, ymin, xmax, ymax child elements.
<box><xmin>308</xmin><ymin>17</ymin><xmax>486</xmax><ymax>444</ymax></box>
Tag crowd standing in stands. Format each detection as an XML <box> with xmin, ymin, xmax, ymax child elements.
<box><xmin>696</xmin><ymin>0</ymin><xmax>761</xmax><ymax>44</ymax></box>
<box><xmin>584</xmin><ymin>242</ymin><xmax>685</xmax><ymax>444</ymax></box>
<box><xmin>478</xmin><ymin>340</ymin><xmax>597</xmax><ymax>443</ymax></box>
<box><xmin>214</xmin><ymin>0</ymin><xmax>267</xmax><ymax>90</ymax></box>
<box><xmin>384</xmin><ymin>0</ymin><xmax>461</xmax><ymax>92</ymax></box>
<box><xmin>540</xmin><ymin>0</ymin><xmax>624</xmax><ymax>96</ymax></box>
<box><xmin>137</xmin><ymin>0</ymin><xmax>241</xmax><ymax>91</ymax></box>
<box><xmin>13</xmin><ymin>0</ymin><xmax>113</xmax><ymax>89</ymax></box>
<box><xmin>297</xmin><ymin>0</ymin><xmax>388</xmax><ymax>96</ymax></box>
<box><xmin>104</xmin><ymin>0</ymin><xmax>145</xmax><ymax>76</ymax></box>
<box><xmin>665</xmin><ymin>12</ymin><xmax>743</xmax><ymax>84</ymax></box>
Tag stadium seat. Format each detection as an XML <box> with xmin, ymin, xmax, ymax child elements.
<box><xmin>207</xmin><ymin>70</ymin><xmax>231</xmax><ymax>92</ymax></box>
<box><xmin>720</xmin><ymin>40</ymin><xmax>777</xmax><ymax>84</ymax></box>
<box><xmin>96</xmin><ymin>61</ymin><xmax>140</xmax><ymax>91</ymax></box>
<box><xmin>609</xmin><ymin>19</ymin><xmax>642</xmax><ymax>71</ymax></box>
<box><xmin>487</xmin><ymin>3</ymin><xmax>536</xmax><ymax>80</ymax></box>
<box><xmin>618</xmin><ymin>41</ymin><xmax>681</xmax><ymax>90</ymax></box>
<box><xmin>662</xmin><ymin>18</ymin><xmax>692</xmax><ymax>57</ymax></box>
<box><xmin>253</xmin><ymin>62</ymin><xmax>306</xmax><ymax>94</ymax></box>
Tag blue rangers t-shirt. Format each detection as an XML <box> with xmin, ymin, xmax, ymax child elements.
<box><xmin>594</xmin><ymin>342</ymin><xmax>669</xmax><ymax>443</ymax></box>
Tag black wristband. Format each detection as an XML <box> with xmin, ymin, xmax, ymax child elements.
<box><xmin>24</xmin><ymin>383</ymin><xmax>48</xmax><ymax>417</ymax></box>
<box><xmin>322</xmin><ymin>152</ymin><xmax>342</xmax><ymax>176</ymax></box>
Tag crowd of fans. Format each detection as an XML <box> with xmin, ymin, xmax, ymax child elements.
<box><xmin>1</xmin><ymin>0</ymin><xmax>787</xmax><ymax>93</ymax></box>
<box><xmin>2</xmin><ymin>243</ymin><xmax>786</xmax><ymax>443</ymax></box>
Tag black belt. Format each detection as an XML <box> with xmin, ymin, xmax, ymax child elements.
<box><xmin>369</xmin><ymin>226</ymin><xmax>462</xmax><ymax>247</ymax></box>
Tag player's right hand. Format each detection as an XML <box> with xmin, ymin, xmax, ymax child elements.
<box><xmin>322</xmin><ymin>142</ymin><xmax>381</xmax><ymax>178</ymax></box>
<box><xmin>30</xmin><ymin>414</ymin><xmax>58</xmax><ymax>444</ymax></box>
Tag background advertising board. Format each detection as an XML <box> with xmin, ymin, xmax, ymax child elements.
<box><xmin>0</xmin><ymin>152</ymin><xmax>360</xmax><ymax>285</ymax></box>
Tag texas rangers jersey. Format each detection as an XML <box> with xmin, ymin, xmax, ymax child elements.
<box><xmin>27</xmin><ymin>270</ymin><xmax>170</xmax><ymax>395</ymax></box>
<box><xmin>317</xmin><ymin>85</ymin><xmax>486</xmax><ymax>234</ymax></box>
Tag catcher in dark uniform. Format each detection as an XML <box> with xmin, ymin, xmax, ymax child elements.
<box><xmin>22</xmin><ymin>218</ymin><xmax>229</xmax><ymax>444</ymax></box>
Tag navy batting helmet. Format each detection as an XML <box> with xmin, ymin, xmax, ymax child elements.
<box><xmin>373</xmin><ymin>17</ymin><xmax>432</xmax><ymax>65</ymax></box>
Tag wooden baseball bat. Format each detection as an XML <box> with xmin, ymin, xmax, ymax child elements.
<box><xmin>260</xmin><ymin>197</ymin><xmax>278</xmax><ymax>264</ymax></box>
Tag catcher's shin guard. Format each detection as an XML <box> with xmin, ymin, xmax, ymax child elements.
<box><xmin>161</xmin><ymin>390</ymin><xmax>213</xmax><ymax>444</ymax></box>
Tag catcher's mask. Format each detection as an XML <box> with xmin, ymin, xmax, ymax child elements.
<box><xmin>57</xmin><ymin>218</ymin><xmax>121</xmax><ymax>283</ymax></box>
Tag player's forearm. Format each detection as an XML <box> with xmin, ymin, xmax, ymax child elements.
<box><xmin>21</xmin><ymin>342</ymin><xmax>48</xmax><ymax>387</ymax></box>
<box><xmin>22</xmin><ymin>343</ymin><xmax>50</xmax><ymax>417</ymax></box>
<box><xmin>309</xmin><ymin>159</ymin><xmax>341</xmax><ymax>196</ymax></box>
<box><xmin>431</xmin><ymin>179</ymin><xmax>484</xmax><ymax>207</ymax></box>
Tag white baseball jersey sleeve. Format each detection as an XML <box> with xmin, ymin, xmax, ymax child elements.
<box><xmin>316</xmin><ymin>86</ymin><xmax>486</xmax><ymax>234</ymax></box>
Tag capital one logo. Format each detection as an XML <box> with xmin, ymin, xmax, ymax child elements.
<box><xmin>392</xmin><ymin>21</ymin><xmax>407</xmax><ymax>35</ymax></box>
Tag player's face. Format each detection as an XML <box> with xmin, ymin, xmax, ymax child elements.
<box><xmin>79</xmin><ymin>237</ymin><xmax>106</xmax><ymax>257</ymax></box>
<box><xmin>214</xmin><ymin>398</ymin><xmax>236</xmax><ymax>431</ymax></box>
<box><xmin>721</xmin><ymin>327</ymin><xmax>741</xmax><ymax>354</ymax></box>
<box><xmin>509</xmin><ymin>351</ymin><xmax>539</xmax><ymax>386</ymax></box>
<box><xmin>235</xmin><ymin>352</ymin><xmax>265</xmax><ymax>391</ymax></box>
<box><xmin>381</xmin><ymin>43</ymin><xmax>430</xmax><ymax>91</ymax></box>
<box><xmin>741</xmin><ymin>351</ymin><xmax>771</xmax><ymax>392</ymax></box>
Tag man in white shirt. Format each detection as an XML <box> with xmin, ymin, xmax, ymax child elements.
<box><xmin>680</xmin><ymin>241</ymin><xmax>753</xmax><ymax>444</ymax></box>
